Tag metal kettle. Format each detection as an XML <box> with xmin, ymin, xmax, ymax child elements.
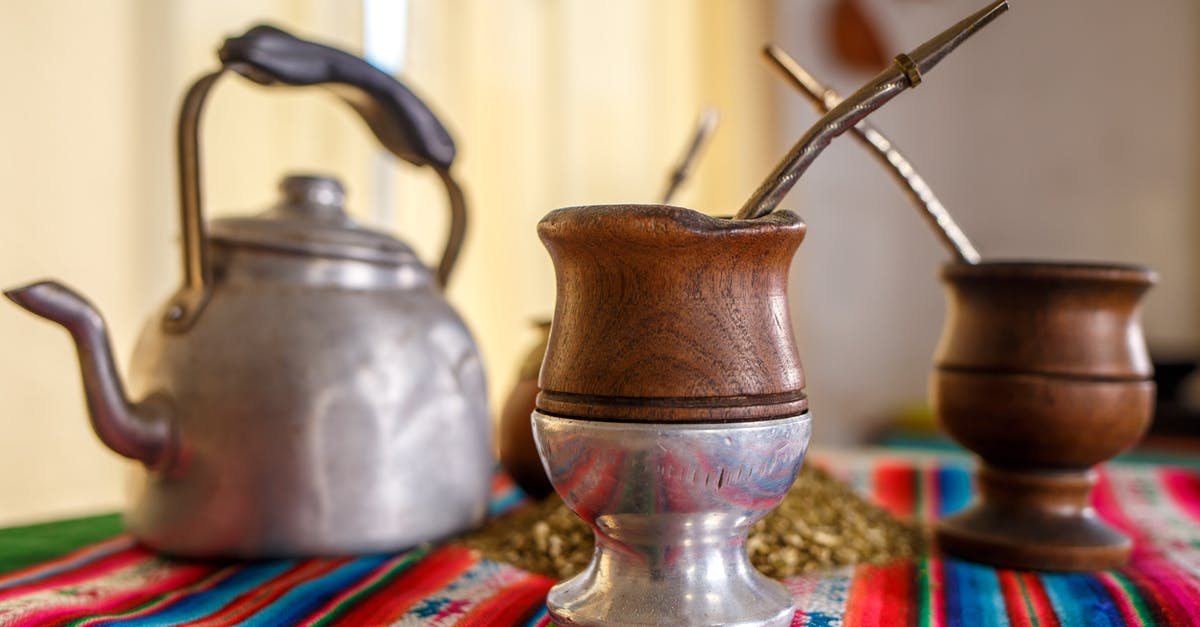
<box><xmin>4</xmin><ymin>25</ymin><xmax>491</xmax><ymax>557</ymax></box>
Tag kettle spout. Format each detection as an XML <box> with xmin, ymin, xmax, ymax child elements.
<box><xmin>5</xmin><ymin>281</ymin><xmax>173</xmax><ymax>468</ymax></box>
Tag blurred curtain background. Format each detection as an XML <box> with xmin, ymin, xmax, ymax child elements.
<box><xmin>0</xmin><ymin>0</ymin><xmax>777</xmax><ymax>526</ymax></box>
<box><xmin>1</xmin><ymin>0</ymin><xmax>1198</xmax><ymax>526</ymax></box>
<box><xmin>0</xmin><ymin>0</ymin><xmax>372</xmax><ymax>526</ymax></box>
<box><xmin>398</xmin><ymin>0</ymin><xmax>779</xmax><ymax>448</ymax></box>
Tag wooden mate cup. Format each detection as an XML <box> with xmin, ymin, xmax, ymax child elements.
<box><xmin>932</xmin><ymin>261</ymin><xmax>1156</xmax><ymax>571</ymax></box>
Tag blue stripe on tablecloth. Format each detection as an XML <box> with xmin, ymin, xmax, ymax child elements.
<box><xmin>525</xmin><ymin>604</ymin><xmax>550</xmax><ymax>626</ymax></box>
<box><xmin>943</xmin><ymin>558</ymin><xmax>1011</xmax><ymax>627</ymax></box>
<box><xmin>108</xmin><ymin>560</ymin><xmax>297</xmax><ymax>626</ymax></box>
<box><xmin>489</xmin><ymin>488</ymin><xmax>526</xmax><ymax>517</ymax></box>
<box><xmin>240</xmin><ymin>555</ymin><xmax>391</xmax><ymax>626</ymax></box>
<box><xmin>1041</xmin><ymin>572</ymin><xmax>1126</xmax><ymax>627</ymax></box>
<box><xmin>937</xmin><ymin>465</ymin><xmax>973</xmax><ymax>517</ymax></box>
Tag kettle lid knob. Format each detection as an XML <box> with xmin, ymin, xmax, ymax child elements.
<box><xmin>279</xmin><ymin>175</ymin><xmax>346</xmax><ymax>218</ymax></box>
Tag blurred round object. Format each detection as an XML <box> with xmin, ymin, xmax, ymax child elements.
<box><xmin>498</xmin><ymin>321</ymin><xmax>554</xmax><ymax>498</ymax></box>
<box><xmin>830</xmin><ymin>0</ymin><xmax>889</xmax><ymax>72</ymax></box>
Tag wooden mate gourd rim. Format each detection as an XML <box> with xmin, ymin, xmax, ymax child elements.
<box><xmin>941</xmin><ymin>260</ymin><xmax>1157</xmax><ymax>286</ymax></box>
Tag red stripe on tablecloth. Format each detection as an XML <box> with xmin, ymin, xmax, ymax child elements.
<box><xmin>997</xmin><ymin>570</ymin><xmax>1034</xmax><ymax>627</ymax></box>
<box><xmin>1093</xmin><ymin>469</ymin><xmax>1200</xmax><ymax>625</ymax></box>
<box><xmin>1116</xmin><ymin>565</ymin><xmax>1188</xmax><ymax>626</ymax></box>
<box><xmin>188</xmin><ymin>559</ymin><xmax>350</xmax><ymax>627</ymax></box>
<box><xmin>844</xmin><ymin>561</ymin><xmax>917</xmax><ymax>626</ymax></box>
<box><xmin>293</xmin><ymin>552</ymin><xmax>419</xmax><ymax>627</ymax></box>
<box><xmin>457</xmin><ymin>572</ymin><xmax>555</xmax><ymax>626</ymax></box>
<box><xmin>491</xmin><ymin>471</ymin><xmax>517</xmax><ymax>497</ymax></box>
<box><xmin>1018</xmin><ymin>571</ymin><xmax>1060</xmax><ymax>627</ymax></box>
<box><xmin>920</xmin><ymin>462</ymin><xmax>941</xmax><ymax>525</ymax></box>
<box><xmin>844</xmin><ymin>460</ymin><xmax>921</xmax><ymax>626</ymax></box>
<box><xmin>0</xmin><ymin>535</ymin><xmax>136</xmax><ymax>590</ymax></box>
<box><xmin>874</xmin><ymin>462</ymin><xmax>916</xmax><ymax>519</ymax></box>
<box><xmin>927</xmin><ymin>556</ymin><xmax>947</xmax><ymax>627</ymax></box>
<box><xmin>21</xmin><ymin>562</ymin><xmax>220</xmax><ymax>626</ymax></box>
<box><xmin>0</xmin><ymin>546</ymin><xmax>150</xmax><ymax>602</ymax></box>
<box><xmin>842</xmin><ymin>566</ymin><xmax>875</xmax><ymax>625</ymax></box>
<box><xmin>1090</xmin><ymin>469</ymin><xmax>1147</xmax><ymax>553</ymax></box>
<box><xmin>1160</xmin><ymin>467</ymin><xmax>1200</xmax><ymax>525</ymax></box>
<box><xmin>1095</xmin><ymin>571</ymin><xmax>1146</xmax><ymax>626</ymax></box>
<box><xmin>879</xmin><ymin>560</ymin><xmax>918</xmax><ymax>626</ymax></box>
<box><xmin>327</xmin><ymin>545</ymin><xmax>476</xmax><ymax>624</ymax></box>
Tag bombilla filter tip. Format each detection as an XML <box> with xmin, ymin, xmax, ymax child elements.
<box><xmin>698</xmin><ymin>106</ymin><xmax>719</xmax><ymax>133</ymax></box>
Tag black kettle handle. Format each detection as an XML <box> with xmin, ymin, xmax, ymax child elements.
<box><xmin>219</xmin><ymin>24</ymin><xmax>455</xmax><ymax>170</ymax></box>
<box><xmin>167</xmin><ymin>25</ymin><xmax>466</xmax><ymax>332</ymax></box>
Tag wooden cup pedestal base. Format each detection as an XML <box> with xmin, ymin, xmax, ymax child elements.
<box><xmin>936</xmin><ymin>465</ymin><xmax>1130</xmax><ymax>572</ymax></box>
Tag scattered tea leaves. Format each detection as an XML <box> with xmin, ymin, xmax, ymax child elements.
<box><xmin>458</xmin><ymin>465</ymin><xmax>924</xmax><ymax>579</ymax></box>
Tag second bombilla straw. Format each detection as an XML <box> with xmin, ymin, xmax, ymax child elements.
<box><xmin>735</xmin><ymin>0</ymin><xmax>1008</xmax><ymax>220</ymax></box>
<box><xmin>661</xmin><ymin>107</ymin><xmax>719</xmax><ymax>204</ymax></box>
<box><xmin>764</xmin><ymin>44</ymin><xmax>981</xmax><ymax>264</ymax></box>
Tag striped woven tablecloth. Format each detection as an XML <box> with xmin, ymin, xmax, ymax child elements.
<box><xmin>1</xmin><ymin>452</ymin><xmax>1198</xmax><ymax>626</ymax></box>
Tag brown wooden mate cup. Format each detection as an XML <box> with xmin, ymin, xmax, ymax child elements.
<box><xmin>932</xmin><ymin>261</ymin><xmax>1156</xmax><ymax>571</ymax></box>
<box><xmin>537</xmin><ymin>205</ymin><xmax>808</xmax><ymax>423</ymax></box>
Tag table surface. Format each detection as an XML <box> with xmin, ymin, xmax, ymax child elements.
<box><xmin>1</xmin><ymin>451</ymin><xmax>1199</xmax><ymax>626</ymax></box>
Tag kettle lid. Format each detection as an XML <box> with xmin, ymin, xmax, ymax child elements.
<box><xmin>208</xmin><ymin>174</ymin><xmax>418</xmax><ymax>266</ymax></box>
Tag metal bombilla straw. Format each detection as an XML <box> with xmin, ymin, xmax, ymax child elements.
<box><xmin>661</xmin><ymin>106</ymin><xmax>719</xmax><ymax>204</ymax></box>
<box><xmin>763</xmin><ymin>44</ymin><xmax>981</xmax><ymax>264</ymax></box>
<box><xmin>735</xmin><ymin>0</ymin><xmax>1009</xmax><ymax>221</ymax></box>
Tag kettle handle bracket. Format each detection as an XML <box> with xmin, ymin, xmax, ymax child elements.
<box><xmin>164</xmin><ymin>69</ymin><xmax>222</xmax><ymax>333</ymax></box>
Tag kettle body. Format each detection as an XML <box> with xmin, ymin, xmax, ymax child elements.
<box><xmin>122</xmin><ymin>217</ymin><xmax>489</xmax><ymax>556</ymax></box>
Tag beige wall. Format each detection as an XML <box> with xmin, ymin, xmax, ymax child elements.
<box><xmin>0</xmin><ymin>1</ymin><xmax>143</xmax><ymax>526</ymax></box>
<box><xmin>0</xmin><ymin>0</ymin><xmax>369</xmax><ymax>526</ymax></box>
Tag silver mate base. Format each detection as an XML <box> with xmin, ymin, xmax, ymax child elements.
<box><xmin>533</xmin><ymin>411</ymin><xmax>812</xmax><ymax>627</ymax></box>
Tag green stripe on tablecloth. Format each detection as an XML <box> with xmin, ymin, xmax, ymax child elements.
<box><xmin>0</xmin><ymin>513</ymin><xmax>123</xmax><ymax>574</ymax></box>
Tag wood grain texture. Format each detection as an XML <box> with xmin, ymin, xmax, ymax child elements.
<box><xmin>933</xmin><ymin>370</ymin><xmax>1154</xmax><ymax>470</ymax></box>
<box><xmin>931</xmin><ymin>260</ymin><xmax>1156</xmax><ymax>571</ymax></box>
<box><xmin>536</xmin><ymin>204</ymin><xmax>807</xmax><ymax>423</ymax></box>
<box><xmin>935</xmin><ymin>261</ymin><xmax>1156</xmax><ymax>379</ymax></box>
